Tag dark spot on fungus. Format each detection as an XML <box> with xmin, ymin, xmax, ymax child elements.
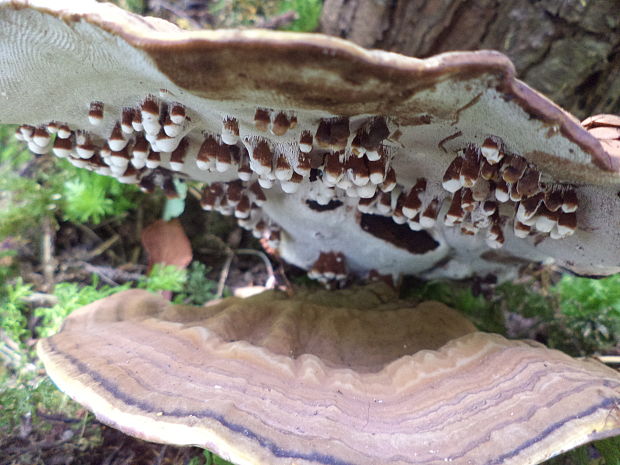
<box><xmin>306</xmin><ymin>199</ymin><xmax>343</xmax><ymax>212</ymax></box>
<box><xmin>360</xmin><ymin>214</ymin><xmax>439</xmax><ymax>254</ymax></box>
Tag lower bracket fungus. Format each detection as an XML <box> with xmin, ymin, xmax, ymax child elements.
<box><xmin>37</xmin><ymin>285</ymin><xmax>620</xmax><ymax>465</ymax></box>
<box><xmin>2</xmin><ymin>0</ymin><xmax>620</xmax><ymax>282</ymax></box>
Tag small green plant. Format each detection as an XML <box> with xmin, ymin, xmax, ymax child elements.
<box><xmin>407</xmin><ymin>274</ymin><xmax>620</xmax><ymax>357</ymax></box>
<box><xmin>139</xmin><ymin>263</ymin><xmax>188</xmax><ymax>293</ymax></box>
<box><xmin>175</xmin><ymin>261</ymin><xmax>219</xmax><ymax>305</ymax></box>
<box><xmin>0</xmin><ymin>125</ymin><xmax>56</xmax><ymax>238</ymax></box>
<box><xmin>9</xmin><ymin>265</ymin><xmax>211</xmax><ymax>343</ymax></box>
<box><xmin>0</xmin><ymin>248</ymin><xmax>17</xmax><ymax>281</ymax></box>
<box><xmin>278</xmin><ymin>0</ymin><xmax>322</xmax><ymax>31</ymax></box>
<box><xmin>495</xmin><ymin>281</ymin><xmax>554</xmax><ymax>320</ymax></box>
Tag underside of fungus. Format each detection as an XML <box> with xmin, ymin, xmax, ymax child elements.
<box><xmin>37</xmin><ymin>285</ymin><xmax>620</xmax><ymax>465</ymax></box>
<box><xmin>2</xmin><ymin>0</ymin><xmax>620</xmax><ymax>282</ymax></box>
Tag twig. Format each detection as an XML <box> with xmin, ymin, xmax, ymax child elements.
<box><xmin>21</xmin><ymin>292</ymin><xmax>59</xmax><ymax>307</ymax></box>
<box><xmin>254</xmin><ymin>11</ymin><xmax>298</xmax><ymax>29</ymax></box>
<box><xmin>101</xmin><ymin>438</ymin><xmax>126</xmax><ymax>465</ymax></box>
<box><xmin>78</xmin><ymin>410</ymin><xmax>89</xmax><ymax>440</ymax></box>
<box><xmin>85</xmin><ymin>234</ymin><xmax>120</xmax><ymax>259</ymax></box>
<box><xmin>3</xmin><ymin>435</ymin><xmax>74</xmax><ymax>454</ymax></box>
<box><xmin>154</xmin><ymin>445</ymin><xmax>168</xmax><ymax>465</ymax></box>
<box><xmin>188</xmin><ymin>185</ymin><xmax>202</xmax><ymax>201</ymax></box>
<box><xmin>0</xmin><ymin>329</ymin><xmax>24</xmax><ymax>369</ymax></box>
<box><xmin>131</xmin><ymin>204</ymin><xmax>145</xmax><ymax>264</ymax></box>
<box><xmin>597</xmin><ymin>355</ymin><xmax>620</xmax><ymax>365</ymax></box>
<box><xmin>120</xmin><ymin>451</ymin><xmax>136</xmax><ymax>465</ymax></box>
<box><xmin>74</xmin><ymin>222</ymin><xmax>102</xmax><ymax>243</ymax></box>
<box><xmin>149</xmin><ymin>0</ymin><xmax>202</xmax><ymax>29</ymax></box>
<box><xmin>35</xmin><ymin>409</ymin><xmax>82</xmax><ymax>424</ymax></box>
<box><xmin>215</xmin><ymin>247</ymin><xmax>278</xmax><ymax>297</ymax></box>
<box><xmin>135</xmin><ymin>202</ymin><xmax>144</xmax><ymax>239</ymax></box>
<box><xmin>103</xmin><ymin>223</ymin><xmax>125</xmax><ymax>262</ymax></box>
<box><xmin>274</xmin><ymin>255</ymin><xmax>295</xmax><ymax>297</ymax></box>
<box><xmin>216</xmin><ymin>250</ymin><xmax>234</xmax><ymax>299</ymax></box>
<box><xmin>235</xmin><ymin>248</ymin><xmax>276</xmax><ymax>288</ymax></box>
<box><xmin>41</xmin><ymin>216</ymin><xmax>55</xmax><ymax>291</ymax></box>
<box><xmin>79</xmin><ymin>262</ymin><xmax>119</xmax><ymax>286</ymax></box>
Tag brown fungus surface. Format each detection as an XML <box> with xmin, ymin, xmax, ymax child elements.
<box><xmin>2</xmin><ymin>0</ymin><xmax>620</xmax><ymax>280</ymax></box>
<box><xmin>37</xmin><ymin>286</ymin><xmax>620</xmax><ymax>465</ymax></box>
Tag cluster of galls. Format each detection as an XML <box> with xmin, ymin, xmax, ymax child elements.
<box><xmin>441</xmin><ymin>137</ymin><xmax>578</xmax><ymax>249</ymax></box>
<box><xmin>15</xmin><ymin>98</ymin><xmax>193</xmax><ymax>188</ymax></box>
<box><xmin>195</xmin><ymin>113</ymin><xmax>401</xmax><ymax>284</ymax></box>
<box><xmin>241</xmin><ymin>112</ymin><xmax>397</xmax><ymax>206</ymax></box>
<box><xmin>16</xmin><ymin>95</ymin><xmax>581</xmax><ymax>285</ymax></box>
<box><xmin>312</xmin><ymin>117</ymin><xmax>396</xmax><ymax>196</ymax></box>
<box><xmin>355</xmin><ymin>177</ymin><xmax>440</xmax><ymax>233</ymax></box>
<box><xmin>308</xmin><ymin>251</ymin><xmax>347</xmax><ymax>284</ymax></box>
<box><xmin>199</xmin><ymin>179</ymin><xmax>281</xmax><ymax>250</ymax></box>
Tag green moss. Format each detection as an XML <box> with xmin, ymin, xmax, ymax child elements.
<box><xmin>62</xmin><ymin>169</ymin><xmax>138</xmax><ymax>224</ymax></box>
<box><xmin>547</xmin><ymin>436</ymin><xmax>620</xmax><ymax>464</ymax></box>
<box><xmin>404</xmin><ymin>274</ymin><xmax>620</xmax><ymax>357</ymax></box>
<box><xmin>34</xmin><ymin>278</ymin><xmax>130</xmax><ymax>338</ymax></box>
<box><xmin>404</xmin><ymin>279</ymin><xmax>506</xmax><ymax>333</ymax></box>
<box><xmin>0</xmin><ymin>278</ymin><xmax>33</xmax><ymax>349</ymax></box>
<box><xmin>277</xmin><ymin>0</ymin><xmax>322</xmax><ymax>31</ymax></box>
<box><xmin>595</xmin><ymin>436</ymin><xmax>620</xmax><ymax>464</ymax></box>
<box><xmin>114</xmin><ymin>0</ymin><xmax>145</xmax><ymax>13</ymax></box>
<box><xmin>0</xmin><ymin>375</ymin><xmax>82</xmax><ymax>435</ymax></box>
<box><xmin>207</xmin><ymin>0</ymin><xmax>321</xmax><ymax>30</ymax></box>
<box><xmin>552</xmin><ymin>274</ymin><xmax>620</xmax><ymax>354</ymax></box>
<box><xmin>0</xmin><ymin>125</ymin><xmax>140</xmax><ymax>240</ymax></box>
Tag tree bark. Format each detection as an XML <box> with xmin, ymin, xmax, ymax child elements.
<box><xmin>320</xmin><ymin>0</ymin><xmax>620</xmax><ymax>119</ymax></box>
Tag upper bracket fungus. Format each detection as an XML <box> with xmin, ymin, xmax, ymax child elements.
<box><xmin>2</xmin><ymin>0</ymin><xmax>620</xmax><ymax>282</ymax></box>
<box><xmin>37</xmin><ymin>285</ymin><xmax>620</xmax><ymax>465</ymax></box>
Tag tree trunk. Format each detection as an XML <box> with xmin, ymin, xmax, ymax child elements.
<box><xmin>320</xmin><ymin>0</ymin><xmax>620</xmax><ymax>119</ymax></box>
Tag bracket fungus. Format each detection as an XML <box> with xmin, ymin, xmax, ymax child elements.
<box><xmin>38</xmin><ymin>285</ymin><xmax>620</xmax><ymax>465</ymax></box>
<box><xmin>3</xmin><ymin>1</ymin><xmax>620</xmax><ymax>463</ymax></box>
<box><xmin>2</xmin><ymin>0</ymin><xmax>620</xmax><ymax>281</ymax></box>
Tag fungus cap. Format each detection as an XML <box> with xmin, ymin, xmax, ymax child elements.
<box><xmin>38</xmin><ymin>286</ymin><xmax>620</xmax><ymax>465</ymax></box>
<box><xmin>2</xmin><ymin>0</ymin><xmax>620</xmax><ymax>280</ymax></box>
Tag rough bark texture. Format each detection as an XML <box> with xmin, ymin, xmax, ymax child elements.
<box><xmin>321</xmin><ymin>0</ymin><xmax>620</xmax><ymax>119</ymax></box>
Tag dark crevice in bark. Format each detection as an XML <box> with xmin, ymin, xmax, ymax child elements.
<box><xmin>320</xmin><ymin>0</ymin><xmax>620</xmax><ymax>118</ymax></box>
<box><xmin>477</xmin><ymin>1</ymin><xmax>500</xmax><ymax>47</ymax></box>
